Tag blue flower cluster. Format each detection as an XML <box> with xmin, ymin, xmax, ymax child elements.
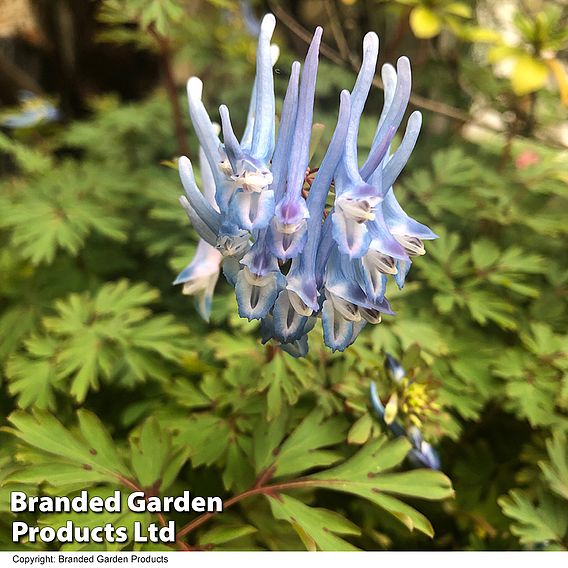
<box><xmin>175</xmin><ymin>14</ymin><xmax>436</xmax><ymax>356</ymax></box>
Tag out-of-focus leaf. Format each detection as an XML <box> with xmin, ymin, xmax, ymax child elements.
<box><xmin>499</xmin><ymin>490</ymin><xmax>568</xmax><ymax>545</ymax></box>
<box><xmin>4</xmin><ymin>410</ymin><xmax>132</xmax><ymax>487</ymax></box>
<box><xmin>409</xmin><ymin>7</ymin><xmax>442</xmax><ymax>39</ymax></box>
<box><xmin>541</xmin><ymin>432</ymin><xmax>568</xmax><ymax>501</ymax></box>
<box><xmin>511</xmin><ymin>55</ymin><xmax>549</xmax><ymax>96</ymax></box>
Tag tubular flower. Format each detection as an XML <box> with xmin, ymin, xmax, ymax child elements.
<box><xmin>176</xmin><ymin>14</ymin><xmax>435</xmax><ymax>355</ymax></box>
<box><xmin>175</xmin><ymin>147</ymin><xmax>222</xmax><ymax>321</ymax></box>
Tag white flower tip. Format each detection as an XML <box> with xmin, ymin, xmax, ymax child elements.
<box><xmin>178</xmin><ymin>155</ymin><xmax>191</xmax><ymax>170</ymax></box>
<box><xmin>187</xmin><ymin>77</ymin><xmax>203</xmax><ymax>101</ymax></box>
<box><xmin>339</xmin><ymin>89</ymin><xmax>351</xmax><ymax>104</ymax></box>
<box><xmin>270</xmin><ymin>43</ymin><xmax>280</xmax><ymax>65</ymax></box>
<box><xmin>178</xmin><ymin>156</ymin><xmax>195</xmax><ymax>182</ymax></box>
<box><xmin>212</xmin><ymin>122</ymin><xmax>221</xmax><ymax>136</ymax></box>
<box><xmin>219</xmin><ymin>104</ymin><xmax>229</xmax><ymax>118</ymax></box>
<box><xmin>397</xmin><ymin>56</ymin><xmax>411</xmax><ymax>73</ymax></box>
<box><xmin>261</xmin><ymin>13</ymin><xmax>276</xmax><ymax>37</ymax></box>
<box><xmin>363</xmin><ymin>31</ymin><xmax>379</xmax><ymax>54</ymax></box>
<box><xmin>408</xmin><ymin>110</ymin><xmax>422</xmax><ymax>127</ymax></box>
<box><xmin>382</xmin><ymin>63</ymin><xmax>397</xmax><ymax>83</ymax></box>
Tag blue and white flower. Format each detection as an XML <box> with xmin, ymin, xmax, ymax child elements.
<box><xmin>175</xmin><ymin>13</ymin><xmax>436</xmax><ymax>356</ymax></box>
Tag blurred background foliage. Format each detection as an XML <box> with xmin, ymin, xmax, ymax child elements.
<box><xmin>0</xmin><ymin>0</ymin><xmax>567</xmax><ymax>552</ymax></box>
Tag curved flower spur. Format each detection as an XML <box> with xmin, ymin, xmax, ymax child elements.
<box><xmin>175</xmin><ymin>13</ymin><xmax>436</xmax><ymax>355</ymax></box>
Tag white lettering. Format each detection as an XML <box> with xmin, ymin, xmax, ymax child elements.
<box><xmin>12</xmin><ymin>521</ymin><xmax>28</xmax><ymax>542</ymax></box>
<box><xmin>10</xmin><ymin>492</ymin><xmax>28</xmax><ymax>513</ymax></box>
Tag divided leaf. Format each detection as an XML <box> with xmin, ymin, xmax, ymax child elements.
<box><xmin>499</xmin><ymin>490</ymin><xmax>568</xmax><ymax>546</ymax></box>
<box><xmin>268</xmin><ymin>494</ymin><xmax>360</xmax><ymax>551</ymax></box>
<box><xmin>540</xmin><ymin>432</ymin><xmax>568</xmax><ymax>501</ymax></box>
<box><xmin>7</xmin><ymin>280</ymin><xmax>191</xmax><ymax>404</ymax></box>
<box><xmin>261</xmin><ymin>409</ymin><xmax>347</xmax><ymax>479</ymax></box>
<box><xmin>304</xmin><ymin>437</ymin><xmax>454</xmax><ymax>537</ymax></box>
<box><xmin>5</xmin><ymin>410</ymin><xmax>132</xmax><ymax>488</ymax></box>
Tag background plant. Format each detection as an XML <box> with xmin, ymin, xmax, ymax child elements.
<box><xmin>0</xmin><ymin>0</ymin><xmax>567</xmax><ymax>551</ymax></box>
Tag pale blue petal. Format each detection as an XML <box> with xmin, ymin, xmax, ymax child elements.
<box><xmin>251</xmin><ymin>14</ymin><xmax>276</xmax><ymax>162</ymax></box>
<box><xmin>272</xmin><ymin>290</ymin><xmax>310</xmax><ymax>342</ymax></box>
<box><xmin>229</xmin><ymin>187</ymin><xmax>275</xmax><ymax>230</ymax></box>
<box><xmin>235</xmin><ymin>267</ymin><xmax>284</xmax><ymax>320</ymax></box>
<box><xmin>269</xmin><ymin>28</ymin><xmax>322</xmax><ymax>259</ymax></box>
<box><xmin>242</xmin><ymin>44</ymin><xmax>280</xmax><ymax>150</ymax></box>
<box><xmin>216</xmin><ymin>220</ymin><xmax>251</xmax><ymax>258</ymax></box>
<box><xmin>285</xmin><ymin>27</ymin><xmax>322</xmax><ymax>202</ymax></box>
<box><xmin>193</xmin><ymin>287</ymin><xmax>215</xmax><ymax>322</ymax></box>
<box><xmin>173</xmin><ymin>240</ymin><xmax>221</xmax><ymax>285</ymax></box>
<box><xmin>260</xmin><ymin>313</ymin><xmax>275</xmax><ymax>344</ymax></box>
<box><xmin>331</xmin><ymin>206</ymin><xmax>372</xmax><ymax>259</ymax></box>
<box><xmin>178</xmin><ymin>156</ymin><xmax>221</xmax><ymax>236</ymax></box>
<box><xmin>326</xmin><ymin>249</ymin><xmax>395</xmax><ymax>315</ymax></box>
<box><xmin>268</xmin><ymin>198</ymin><xmax>309</xmax><ymax>259</ymax></box>
<box><xmin>394</xmin><ymin>258</ymin><xmax>412</xmax><ymax>289</ymax></box>
<box><xmin>315</xmin><ymin>215</ymin><xmax>335</xmax><ymax>287</ymax></box>
<box><xmin>376</xmin><ymin>64</ymin><xmax>398</xmax><ymax>131</ymax></box>
<box><xmin>344</xmin><ymin>32</ymin><xmax>379</xmax><ymax>178</ymax></box>
<box><xmin>285</xmin><ymin>267</ymin><xmax>320</xmax><ymax>314</ymax></box>
<box><xmin>360</xmin><ymin>57</ymin><xmax>412</xmax><ymax>181</ymax></box>
<box><xmin>271</xmin><ymin>61</ymin><xmax>301</xmax><ymax>201</ymax></box>
<box><xmin>222</xmin><ymin>256</ymin><xmax>241</xmax><ymax>286</ymax></box>
<box><xmin>353</xmin><ymin>258</ymin><xmax>388</xmax><ymax>302</ymax></box>
<box><xmin>302</xmin><ymin>90</ymin><xmax>351</xmax><ymax>263</ymax></box>
<box><xmin>186</xmin><ymin>78</ymin><xmax>226</xmax><ymax>194</ymax></box>
<box><xmin>199</xmin><ymin>147</ymin><xmax>219</xmax><ymax>210</ymax></box>
<box><xmin>219</xmin><ymin>104</ymin><xmax>244</xmax><ymax>173</ymax></box>
<box><xmin>174</xmin><ymin>240</ymin><xmax>221</xmax><ymax>321</ymax></box>
<box><xmin>241</xmin><ymin>233</ymin><xmax>281</xmax><ymax>276</ymax></box>
<box><xmin>179</xmin><ymin>196</ymin><xmax>217</xmax><ymax>246</ymax></box>
<box><xmin>380</xmin><ymin>111</ymin><xmax>423</xmax><ymax>190</ymax></box>
<box><xmin>349</xmin><ymin>319</ymin><xmax>367</xmax><ymax>345</ymax></box>
<box><xmin>367</xmin><ymin>205</ymin><xmax>409</xmax><ymax>259</ymax></box>
<box><xmin>382</xmin><ymin>187</ymin><xmax>438</xmax><ymax>240</ymax></box>
<box><xmin>322</xmin><ymin>294</ymin><xmax>355</xmax><ymax>352</ymax></box>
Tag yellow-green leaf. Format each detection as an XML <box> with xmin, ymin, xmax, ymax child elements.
<box><xmin>487</xmin><ymin>45</ymin><xmax>522</xmax><ymax>64</ymax></box>
<box><xmin>511</xmin><ymin>55</ymin><xmax>549</xmax><ymax>96</ymax></box>
<box><xmin>347</xmin><ymin>414</ymin><xmax>374</xmax><ymax>445</ymax></box>
<box><xmin>445</xmin><ymin>2</ymin><xmax>472</xmax><ymax>18</ymax></box>
<box><xmin>460</xmin><ymin>26</ymin><xmax>502</xmax><ymax>43</ymax></box>
<box><xmin>409</xmin><ymin>7</ymin><xmax>442</xmax><ymax>39</ymax></box>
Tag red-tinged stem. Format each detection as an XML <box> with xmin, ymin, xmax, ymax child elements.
<box><xmin>176</xmin><ymin>479</ymin><xmax>321</xmax><ymax>539</ymax></box>
<box><xmin>115</xmin><ymin>474</ymin><xmax>193</xmax><ymax>551</ymax></box>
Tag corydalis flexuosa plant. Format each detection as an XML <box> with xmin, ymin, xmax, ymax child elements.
<box><xmin>175</xmin><ymin>14</ymin><xmax>437</xmax><ymax>356</ymax></box>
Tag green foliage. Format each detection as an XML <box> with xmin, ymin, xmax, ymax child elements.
<box><xmin>499</xmin><ymin>432</ymin><xmax>568</xmax><ymax>549</ymax></box>
<box><xmin>1</xmin><ymin>404</ymin><xmax>451</xmax><ymax>551</ymax></box>
<box><xmin>6</xmin><ymin>281</ymin><xmax>191</xmax><ymax>405</ymax></box>
<box><xmin>98</xmin><ymin>0</ymin><xmax>186</xmax><ymax>43</ymax></box>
